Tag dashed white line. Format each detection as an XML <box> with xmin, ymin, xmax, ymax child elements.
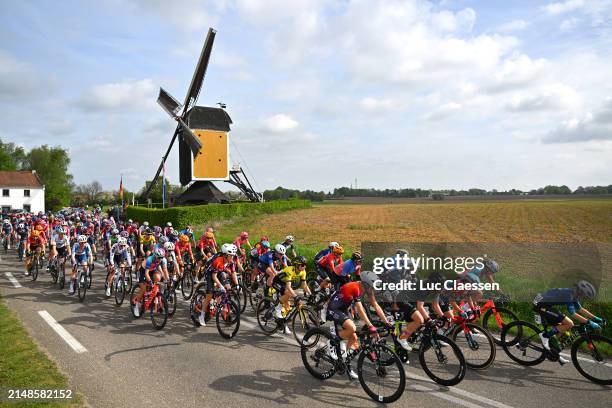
<box><xmin>37</xmin><ymin>310</ymin><xmax>88</xmax><ymax>353</ymax></box>
<box><xmin>4</xmin><ymin>272</ymin><xmax>22</xmax><ymax>288</ymax></box>
<box><xmin>410</xmin><ymin>383</ymin><xmax>485</xmax><ymax>408</ymax></box>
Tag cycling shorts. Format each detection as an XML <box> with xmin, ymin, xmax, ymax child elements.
<box><xmin>57</xmin><ymin>246</ymin><xmax>68</xmax><ymax>258</ymax></box>
<box><xmin>316</xmin><ymin>264</ymin><xmax>330</xmax><ymax>281</ymax></box>
<box><xmin>327</xmin><ymin>307</ymin><xmax>351</xmax><ymax>328</ymax></box>
<box><xmin>533</xmin><ymin>304</ymin><xmax>565</xmax><ymax>325</ymax></box>
<box><xmin>73</xmin><ymin>254</ymin><xmax>88</xmax><ymax>265</ymax></box>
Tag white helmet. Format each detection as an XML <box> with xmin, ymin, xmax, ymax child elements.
<box><xmin>575</xmin><ymin>280</ymin><xmax>596</xmax><ymax>300</ymax></box>
<box><xmin>329</xmin><ymin>241</ymin><xmax>339</xmax><ymax>248</ymax></box>
<box><xmin>118</xmin><ymin>237</ymin><xmax>127</xmax><ymax>245</ymax></box>
<box><xmin>275</xmin><ymin>244</ymin><xmax>286</xmax><ymax>255</ymax></box>
<box><xmin>360</xmin><ymin>271</ymin><xmax>380</xmax><ymax>291</ymax></box>
<box><xmin>285</xmin><ymin>235</ymin><xmax>294</xmax><ymax>242</ymax></box>
<box><xmin>143</xmin><ymin>221</ymin><xmax>149</xmax><ymax>226</ymax></box>
<box><xmin>164</xmin><ymin>242</ymin><xmax>175</xmax><ymax>251</ymax></box>
<box><xmin>166</xmin><ymin>222</ymin><xmax>172</xmax><ymax>227</ymax></box>
<box><xmin>77</xmin><ymin>235</ymin><xmax>87</xmax><ymax>243</ymax></box>
<box><xmin>221</xmin><ymin>243</ymin><xmax>238</xmax><ymax>256</ymax></box>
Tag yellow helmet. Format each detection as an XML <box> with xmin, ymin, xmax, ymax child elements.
<box><xmin>31</xmin><ymin>230</ymin><xmax>40</xmax><ymax>237</ymax></box>
<box><xmin>205</xmin><ymin>231</ymin><xmax>214</xmax><ymax>239</ymax></box>
<box><xmin>179</xmin><ymin>234</ymin><xmax>189</xmax><ymax>243</ymax></box>
<box><xmin>332</xmin><ymin>245</ymin><xmax>344</xmax><ymax>255</ymax></box>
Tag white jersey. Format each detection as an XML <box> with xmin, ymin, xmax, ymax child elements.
<box><xmin>51</xmin><ymin>234</ymin><xmax>70</xmax><ymax>249</ymax></box>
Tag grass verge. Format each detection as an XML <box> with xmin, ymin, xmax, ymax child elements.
<box><xmin>0</xmin><ymin>295</ymin><xmax>84</xmax><ymax>407</ymax></box>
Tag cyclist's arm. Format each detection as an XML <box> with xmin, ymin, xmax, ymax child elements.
<box><xmin>212</xmin><ymin>271</ymin><xmax>223</xmax><ymax>290</ymax></box>
<box><xmin>366</xmin><ymin>291</ymin><xmax>390</xmax><ymax>325</ymax></box>
<box><xmin>354</xmin><ymin>301</ymin><xmax>375</xmax><ymax>328</ymax></box>
<box><xmin>300</xmin><ymin>280</ymin><xmax>311</xmax><ymax>296</ymax></box>
<box><xmin>125</xmin><ymin>251</ymin><xmax>132</xmax><ymax>267</ymax></box>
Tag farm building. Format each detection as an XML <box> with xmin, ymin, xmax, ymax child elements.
<box><xmin>0</xmin><ymin>170</ymin><xmax>45</xmax><ymax>213</ymax></box>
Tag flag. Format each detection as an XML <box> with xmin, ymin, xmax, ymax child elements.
<box><xmin>119</xmin><ymin>175</ymin><xmax>124</xmax><ymax>200</ymax></box>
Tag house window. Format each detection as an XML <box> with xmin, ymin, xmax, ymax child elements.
<box><xmin>24</xmin><ymin>189</ymin><xmax>30</xmax><ymax>197</ymax></box>
<box><xmin>23</xmin><ymin>204</ymin><xmax>31</xmax><ymax>212</ymax></box>
<box><xmin>1</xmin><ymin>206</ymin><xmax>10</xmax><ymax>213</ymax></box>
<box><xmin>2</xmin><ymin>189</ymin><xmax>8</xmax><ymax>197</ymax></box>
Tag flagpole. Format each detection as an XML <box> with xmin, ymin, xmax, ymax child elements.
<box><xmin>162</xmin><ymin>158</ymin><xmax>166</xmax><ymax>209</ymax></box>
<box><xmin>120</xmin><ymin>173</ymin><xmax>124</xmax><ymax>208</ymax></box>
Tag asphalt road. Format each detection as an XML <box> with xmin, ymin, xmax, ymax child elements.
<box><xmin>1</xmin><ymin>253</ymin><xmax>610</xmax><ymax>408</ymax></box>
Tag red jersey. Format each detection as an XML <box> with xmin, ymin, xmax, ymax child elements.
<box><xmin>198</xmin><ymin>237</ymin><xmax>216</xmax><ymax>250</ymax></box>
<box><xmin>175</xmin><ymin>241</ymin><xmax>193</xmax><ymax>260</ymax></box>
<box><xmin>317</xmin><ymin>252</ymin><xmax>342</xmax><ymax>271</ymax></box>
<box><xmin>28</xmin><ymin>235</ymin><xmax>45</xmax><ymax>247</ymax></box>
<box><xmin>209</xmin><ymin>256</ymin><xmax>228</xmax><ymax>274</ymax></box>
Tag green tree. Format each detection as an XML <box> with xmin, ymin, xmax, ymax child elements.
<box><xmin>23</xmin><ymin>145</ymin><xmax>73</xmax><ymax>211</ymax></box>
<box><xmin>0</xmin><ymin>139</ymin><xmax>26</xmax><ymax>170</ymax></box>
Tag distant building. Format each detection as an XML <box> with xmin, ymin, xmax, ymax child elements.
<box><xmin>0</xmin><ymin>170</ymin><xmax>45</xmax><ymax>213</ymax></box>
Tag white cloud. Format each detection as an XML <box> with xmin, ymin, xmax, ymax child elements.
<box><xmin>543</xmin><ymin>0</ymin><xmax>612</xmax><ymax>26</ymax></box>
<box><xmin>560</xmin><ymin>17</ymin><xmax>580</xmax><ymax>30</ymax></box>
<box><xmin>261</xmin><ymin>114</ymin><xmax>299</xmax><ymax>133</ymax></box>
<box><xmin>486</xmin><ymin>54</ymin><xmax>547</xmax><ymax>93</ymax></box>
<box><xmin>498</xmin><ymin>19</ymin><xmax>529</xmax><ymax>32</ymax></box>
<box><xmin>544</xmin><ymin>98</ymin><xmax>612</xmax><ymax>142</ymax></box>
<box><xmin>78</xmin><ymin>79</ymin><xmax>157</xmax><ymax>111</ymax></box>
<box><xmin>506</xmin><ymin>84</ymin><xmax>581</xmax><ymax>112</ymax></box>
<box><xmin>359</xmin><ymin>97</ymin><xmax>398</xmax><ymax>111</ymax></box>
<box><xmin>543</xmin><ymin>0</ymin><xmax>585</xmax><ymax>15</ymax></box>
<box><xmin>424</xmin><ymin>102</ymin><xmax>462</xmax><ymax>121</ymax></box>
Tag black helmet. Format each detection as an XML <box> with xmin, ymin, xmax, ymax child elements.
<box><xmin>351</xmin><ymin>251</ymin><xmax>363</xmax><ymax>262</ymax></box>
<box><xmin>294</xmin><ymin>256</ymin><xmax>307</xmax><ymax>266</ymax></box>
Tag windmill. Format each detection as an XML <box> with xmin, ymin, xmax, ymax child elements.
<box><xmin>145</xmin><ymin>27</ymin><xmax>262</xmax><ymax>204</ymax></box>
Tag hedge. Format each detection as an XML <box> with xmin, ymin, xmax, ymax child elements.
<box><xmin>125</xmin><ymin>200</ymin><xmax>311</xmax><ymax>227</ymax></box>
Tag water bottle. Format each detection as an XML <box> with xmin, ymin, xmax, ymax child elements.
<box><xmin>330</xmin><ymin>325</ymin><xmax>336</xmax><ymax>336</ymax></box>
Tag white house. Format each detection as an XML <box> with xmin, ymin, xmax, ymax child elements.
<box><xmin>0</xmin><ymin>170</ymin><xmax>45</xmax><ymax>213</ymax></box>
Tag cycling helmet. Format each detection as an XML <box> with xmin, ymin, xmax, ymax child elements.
<box><xmin>164</xmin><ymin>242</ymin><xmax>175</xmax><ymax>251</ymax></box>
<box><xmin>240</xmin><ymin>231</ymin><xmax>249</xmax><ymax>239</ymax></box>
<box><xmin>35</xmin><ymin>224</ymin><xmax>44</xmax><ymax>231</ymax></box>
<box><xmin>56</xmin><ymin>227</ymin><xmax>65</xmax><ymax>234</ymax></box>
<box><xmin>351</xmin><ymin>251</ymin><xmax>363</xmax><ymax>262</ymax></box>
<box><xmin>154</xmin><ymin>226</ymin><xmax>162</xmax><ymax>233</ymax></box>
<box><xmin>179</xmin><ymin>234</ymin><xmax>189</xmax><ymax>243</ymax></box>
<box><xmin>172</xmin><ymin>229</ymin><xmax>179</xmax><ymax>237</ymax></box>
<box><xmin>294</xmin><ymin>256</ymin><xmax>307</xmax><ymax>266</ymax></box>
<box><xmin>332</xmin><ymin>245</ymin><xmax>344</xmax><ymax>255</ymax></box>
<box><xmin>154</xmin><ymin>248</ymin><xmax>165</xmax><ymax>258</ymax></box>
<box><xmin>166</xmin><ymin>222</ymin><xmax>172</xmax><ymax>227</ymax></box>
<box><xmin>144</xmin><ymin>227</ymin><xmax>152</xmax><ymax>235</ymax></box>
<box><xmin>360</xmin><ymin>271</ymin><xmax>379</xmax><ymax>291</ymax></box>
<box><xmin>221</xmin><ymin>243</ymin><xmax>237</xmax><ymax>256</ymax></box>
<box><xmin>158</xmin><ymin>235</ymin><xmax>168</xmax><ymax>244</ymax></box>
<box><xmin>575</xmin><ymin>280</ymin><xmax>596</xmax><ymax>300</ymax></box>
<box><xmin>18</xmin><ymin>223</ymin><xmax>24</xmax><ymax>229</ymax></box>
<box><xmin>329</xmin><ymin>241</ymin><xmax>339</xmax><ymax>249</ymax></box>
<box><xmin>77</xmin><ymin>235</ymin><xmax>87</xmax><ymax>243</ymax></box>
<box><xmin>274</xmin><ymin>244</ymin><xmax>286</xmax><ymax>255</ymax></box>
<box><xmin>261</xmin><ymin>240</ymin><xmax>271</xmax><ymax>249</ymax></box>
<box><xmin>112</xmin><ymin>228</ymin><xmax>119</xmax><ymax>235</ymax></box>
<box><xmin>128</xmin><ymin>219</ymin><xmax>133</xmax><ymax>224</ymax></box>
<box><xmin>120</xmin><ymin>231</ymin><xmax>129</xmax><ymax>238</ymax></box>
<box><xmin>260</xmin><ymin>236</ymin><xmax>269</xmax><ymax>242</ymax></box>
<box><xmin>285</xmin><ymin>235</ymin><xmax>294</xmax><ymax>242</ymax></box>
<box><xmin>118</xmin><ymin>237</ymin><xmax>127</xmax><ymax>245</ymax></box>
<box><xmin>205</xmin><ymin>231</ymin><xmax>214</xmax><ymax>239</ymax></box>
<box><xmin>31</xmin><ymin>230</ymin><xmax>40</xmax><ymax>237</ymax></box>
<box><xmin>3</xmin><ymin>219</ymin><xmax>8</xmax><ymax>224</ymax></box>
<box><xmin>484</xmin><ymin>259</ymin><xmax>499</xmax><ymax>274</ymax></box>
<box><xmin>143</xmin><ymin>221</ymin><xmax>149</xmax><ymax>227</ymax></box>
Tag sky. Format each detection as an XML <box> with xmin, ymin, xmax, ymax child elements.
<box><xmin>1</xmin><ymin>0</ymin><xmax>611</xmax><ymax>193</ymax></box>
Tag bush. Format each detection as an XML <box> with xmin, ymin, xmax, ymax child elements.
<box><xmin>126</xmin><ymin>200</ymin><xmax>311</xmax><ymax>226</ymax></box>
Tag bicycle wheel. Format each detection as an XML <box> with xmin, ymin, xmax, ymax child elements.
<box><xmin>77</xmin><ymin>270</ymin><xmax>87</xmax><ymax>302</ymax></box>
<box><xmin>189</xmin><ymin>283</ymin><xmax>207</xmax><ymax>327</ymax></box>
<box><xmin>256</xmin><ymin>298</ymin><xmax>279</xmax><ymax>335</ymax></box>
<box><xmin>500</xmin><ymin>320</ymin><xmax>546</xmax><ymax>366</ymax></box>
<box><xmin>300</xmin><ymin>327</ymin><xmax>337</xmax><ymax>380</ymax></box>
<box><xmin>482</xmin><ymin>307</ymin><xmax>519</xmax><ymax>346</ymax></box>
<box><xmin>32</xmin><ymin>258</ymin><xmax>39</xmax><ymax>281</ymax></box>
<box><xmin>292</xmin><ymin>306</ymin><xmax>320</xmax><ymax>346</ymax></box>
<box><xmin>87</xmin><ymin>268</ymin><xmax>92</xmax><ymax>289</ymax></box>
<box><xmin>129</xmin><ymin>285</ymin><xmax>144</xmax><ymax>319</ymax></box>
<box><xmin>571</xmin><ymin>334</ymin><xmax>612</xmax><ymax>385</ymax></box>
<box><xmin>451</xmin><ymin>323</ymin><xmax>496</xmax><ymax>370</ymax></box>
<box><xmin>358</xmin><ymin>343</ymin><xmax>406</xmax><ymax>403</ymax></box>
<box><xmin>114</xmin><ymin>278</ymin><xmax>126</xmax><ymax>306</ymax></box>
<box><xmin>58</xmin><ymin>266</ymin><xmax>65</xmax><ymax>289</ymax></box>
<box><xmin>165</xmin><ymin>287</ymin><xmax>177</xmax><ymax>317</ymax></box>
<box><xmin>181</xmin><ymin>270</ymin><xmax>194</xmax><ymax>300</ymax></box>
<box><xmin>419</xmin><ymin>334</ymin><xmax>466</xmax><ymax>386</ymax></box>
<box><xmin>150</xmin><ymin>292</ymin><xmax>168</xmax><ymax>330</ymax></box>
<box><xmin>216</xmin><ymin>299</ymin><xmax>240</xmax><ymax>339</ymax></box>
<box><xmin>237</xmin><ymin>284</ymin><xmax>248</xmax><ymax>314</ymax></box>
<box><xmin>50</xmin><ymin>265</ymin><xmax>58</xmax><ymax>284</ymax></box>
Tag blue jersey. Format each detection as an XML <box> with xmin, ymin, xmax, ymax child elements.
<box><xmin>339</xmin><ymin>259</ymin><xmax>360</xmax><ymax>277</ymax></box>
<box><xmin>144</xmin><ymin>255</ymin><xmax>167</xmax><ymax>272</ymax></box>
<box><xmin>535</xmin><ymin>288</ymin><xmax>582</xmax><ymax>314</ymax></box>
<box><xmin>314</xmin><ymin>248</ymin><xmax>330</xmax><ymax>262</ymax></box>
<box><xmin>259</xmin><ymin>251</ymin><xmax>285</xmax><ymax>268</ymax></box>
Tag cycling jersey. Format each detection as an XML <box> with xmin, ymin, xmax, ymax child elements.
<box><xmin>198</xmin><ymin>237</ymin><xmax>216</xmax><ymax>251</ymax></box>
<box><xmin>317</xmin><ymin>252</ymin><xmax>342</xmax><ymax>271</ymax></box>
<box><xmin>139</xmin><ymin>235</ymin><xmax>156</xmax><ymax>247</ymax></box>
<box><xmin>259</xmin><ymin>251</ymin><xmax>286</xmax><ymax>270</ymax></box>
<box><xmin>207</xmin><ymin>256</ymin><xmax>227</xmax><ymax>275</ymax></box>
<box><xmin>277</xmin><ymin>265</ymin><xmax>306</xmax><ymax>287</ymax></box>
<box><xmin>335</xmin><ymin>259</ymin><xmax>361</xmax><ymax>277</ymax></box>
<box><xmin>143</xmin><ymin>255</ymin><xmax>167</xmax><ymax>272</ymax></box>
<box><xmin>51</xmin><ymin>234</ymin><xmax>70</xmax><ymax>249</ymax></box>
<box><xmin>533</xmin><ymin>288</ymin><xmax>582</xmax><ymax>315</ymax></box>
<box><xmin>109</xmin><ymin>243</ymin><xmax>132</xmax><ymax>267</ymax></box>
<box><xmin>71</xmin><ymin>243</ymin><xmax>92</xmax><ymax>264</ymax></box>
<box><xmin>314</xmin><ymin>248</ymin><xmax>330</xmax><ymax>263</ymax></box>
<box><xmin>328</xmin><ymin>281</ymin><xmax>363</xmax><ymax>324</ymax></box>
<box><xmin>28</xmin><ymin>235</ymin><xmax>45</xmax><ymax>248</ymax></box>
<box><xmin>175</xmin><ymin>241</ymin><xmax>193</xmax><ymax>260</ymax></box>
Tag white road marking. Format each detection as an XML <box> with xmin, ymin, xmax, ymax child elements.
<box><xmin>560</xmin><ymin>351</ymin><xmax>612</xmax><ymax>368</ymax></box>
<box><xmin>37</xmin><ymin>310</ymin><xmax>87</xmax><ymax>353</ymax></box>
<box><xmin>410</xmin><ymin>383</ymin><xmax>485</xmax><ymax>408</ymax></box>
<box><xmin>4</xmin><ymin>272</ymin><xmax>22</xmax><ymax>288</ymax></box>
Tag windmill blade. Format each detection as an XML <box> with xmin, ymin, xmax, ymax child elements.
<box><xmin>157</xmin><ymin>87</ymin><xmax>182</xmax><ymax>117</ymax></box>
<box><xmin>182</xmin><ymin>27</ymin><xmax>216</xmax><ymax>114</ymax></box>
<box><xmin>176</xmin><ymin>118</ymin><xmax>202</xmax><ymax>156</ymax></box>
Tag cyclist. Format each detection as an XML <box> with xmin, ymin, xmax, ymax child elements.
<box><xmin>272</xmin><ymin>256</ymin><xmax>312</xmax><ymax>334</ymax></box>
<box><xmin>280</xmin><ymin>235</ymin><xmax>297</xmax><ymax>259</ymax></box>
<box><xmin>233</xmin><ymin>231</ymin><xmax>251</xmax><ymax>261</ymax></box>
<box><xmin>259</xmin><ymin>244</ymin><xmax>288</xmax><ymax>288</ymax></box>
<box><xmin>138</xmin><ymin>228</ymin><xmax>156</xmax><ymax>260</ymax></box>
<box><xmin>176</xmin><ymin>234</ymin><xmax>194</xmax><ymax>265</ymax></box>
<box><xmin>458</xmin><ymin>258</ymin><xmax>500</xmax><ymax>312</ymax></box>
<box><xmin>330</xmin><ymin>251</ymin><xmax>363</xmax><ymax>290</ymax></box>
<box><xmin>106</xmin><ymin>237</ymin><xmax>132</xmax><ymax>297</ymax></box>
<box><xmin>248</xmin><ymin>238</ymin><xmax>271</xmax><ymax>290</ymax></box>
<box><xmin>316</xmin><ymin>243</ymin><xmax>344</xmax><ymax>291</ymax></box>
<box><xmin>533</xmin><ymin>280</ymin><xmax>604</xmax><ymax>364</ymax></box>
<box><xmin>49</xmin><ymin>227</ymin><xmax>71</xmax><ymax>274</ymax></box>
<box><xmin>198</xmin><ymin>243</ymin><xmax>238</xmax><ymax>326</ymax></box>
<box><xmin>163</xmin><ymin>222</ymin><xmax>173</xmax><ymax>237</ymax></box>
<box><xmin>132</xmin><ymin>247</ymin><xmax>168</xmax><ymax>317</ymax></box>
<box><xmin>25</xmin><ymin>229</ymin><xmax>46</xmax><ymax>275</ymax></box>
<box><xmin>164</xmin><ymin>241</ymin><xmax>180</xmax><ymax>285</ymax></box>
<box><xmin>2</xmin><ymin>219</ymin><xmax>13</xmax><ymax>249</ymax></box>
<box><xmin>325</xmin><ymin>271</ymin><xmax>391</xmax><ymax>379</ymax></box>
<box><xmin>69</xmin><ymin>235</ymin><xmax>93</xmax><ymax>295</ymax></box>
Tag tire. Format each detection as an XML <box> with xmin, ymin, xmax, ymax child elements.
<box><xmin>216</xmin><ymin>299</ymin><xmax>240</xmax><ymax>339</ymax></box>
<box><xmin>450</xmin><ymin>323</ymin><xmax>496</xmax><ymax>370</ymax></box>
<box><xmin>500</xmin><ymin>320</ymin><xmax>546</xmax><ymax>366</ymax></box>
<box><xmin>189</xmin><ymin>283</ymin><xmax>208</xmax><ymax>327</ymax></box>
<box><xmin>292</xmin><ymin>306</ymin><xmax>320</xmax><ymax>346</ymax></box>
<box><xmin>165</xmin><ymin>287</ymin><xmax>177</xmax><ymax>317</ymax></box>
<box><xmin>482</xmin><ymin>307</ymin><xmax>519</xmax><ymax>346</ymax></box>
<box><xmin>32</xmin><ymin>259</ymin><xmax>39</xmax><ymax>281</ymax></box>
<box><xmin>50</xmin><ymin>265</ymin><xmax>58</xmax><ymax>284</ymax></box>
<box><xmin>571</xmin><ymin>334</ymin><xmax>612</xmax><ymax>385</ymax></box>
<box><xmin>181</xmin><ymin>270</ymin><xmax>194</xmax><ymax>300</ymax></box>
<box><xmin>256</xmin><ymin>298</ymin><xmax>279</xmax><ymax>335</ymax></box>
<box><xmin>114</xmin><ymin>278</ymin><xmax>126</xmax><ymax>306</ymax></box>
<box><xmin>58</xmin><ymin>269</ymin><xmax>65</xmax><ymax>289</ymax></box>
<box><xmin>358</xmin><ymin>343</ymin><xmax>406</xmax><ymax>403</ymax></box>
<box><xmin>300</xmin><ymin>327</ymin><xmax>337</xmax><ymax>380</ymax></box>
<box><xmin>87</xmin><ymin>269</ymin><xmax>92</xmax><ymax>289</ymax></box>
<box><xmin>419</xmin><ymin>334</ymin><xmax>466</xmax><ymax>386</ymax></box>
<box><xmin>237</xmin><ymin>284</ymin><xmax>248</xmax><ymax>314</ymax></box>
<box><xmin>150</xmin><ymin>292</ymin><xmax>168</xmax><ymax>330</ymax></box>
<box><xmin>77</xmin><ymin>270</ymin><xmax>87</xmax><ymax>302</ymax></box>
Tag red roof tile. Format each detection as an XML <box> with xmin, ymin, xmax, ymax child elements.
<box><xmin>0</xmin><ymin>171</ymin><xmax>43</xmax><ymax>188</ymax></box>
